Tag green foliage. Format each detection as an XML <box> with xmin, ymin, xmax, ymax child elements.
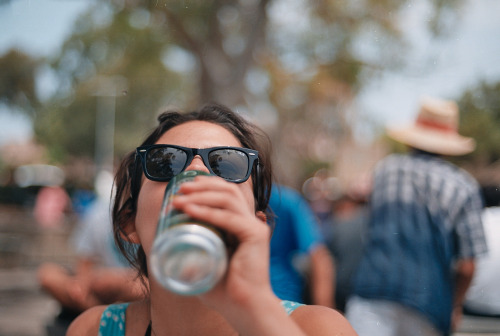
<box><xmin>457</xmin><ymin>81</ymin><xmax>500</xmax><ymax>164</ymax></box>
<box><xmin>0</xmin><ymin>50</ymin><xmax>40</xmax><ymax>114</ymax></box>
<box><xmin>1</xmin><ymin>0</ymin><xmax>467</xmax><ymax>186</ymax></box>
<box><xmin>36</xmin><ymin>4</ymin><xmax>190</xmax><ymax>161</ymax></box>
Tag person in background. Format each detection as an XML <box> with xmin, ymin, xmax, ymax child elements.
<box><xmin>67</xmin><ymin>103</ymin><xmax>356</xmax><ymax>336</ymax></box>
<box><xmin>464</xmin><ymin>185</ymin><xmax>500</xmax><ymax>316</ymax></box>
<box><xmin>326</xmin><ymin>188</ymin><xmax>369</xmax><ymax>312</ymax></box>
<box><xmin>302</xmin><ymin>169</ymin><xmax>338</xmax><ymax>234</ymax></box>
<box><xmin>346</xmin><ymin>97</ymin><xmax>487</xmax><ymax>336</ymax></box>
<box><xmin>269</xmin><ymin>184</ymin><xmax>335</xmax><ymax>308</ymax></box>
<box><xmin>38</xmin><ymin>171</ymin><xmax>145</xmax><ymax>332</ymax></box>
<box><xmin>33</xmin><ymin>185</ymin><xmax>71</xmax><ymax>229</ymax></box>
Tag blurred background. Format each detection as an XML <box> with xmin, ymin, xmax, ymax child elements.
<box><xmin>0</xmin><ymin>0</ymin><xmax>499</xmax><ymax>335</ymax></box>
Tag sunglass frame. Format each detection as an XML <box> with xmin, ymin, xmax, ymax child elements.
<box><xmin>136</xmin><ymin>144</ymin><xmax>259</xmax><ymax>183</ymax></box>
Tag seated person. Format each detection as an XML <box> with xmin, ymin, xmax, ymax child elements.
<box><xmin>38</xmin><ymin>171</ymin><xmax>145</xmax><ymax>325</ymax></box>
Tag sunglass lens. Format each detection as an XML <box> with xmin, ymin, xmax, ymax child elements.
<box><xmin>146</xmin><ymin>147</ymin><xmax>187</xmax><ymax>180</ymax></box>
<box><xmin>208</xmin><ymin>149</ymin><xmax>249</xmax><ymax>181</ymax></box>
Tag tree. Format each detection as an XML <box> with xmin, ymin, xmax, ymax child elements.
<box><xmin>457</xmin><ymin>81</ymin><xmax>500</xmax><ymax>165</ymax></box>
<box><xmin>35</xmin><ymin>6</ymin><xmax>181</xmax><ymax>162</ymax></box>
<box><xmin>32</xmin><ymin>0</ymin><xmax>464</xmax><ymax>186</ymax></box>
<box><xmin>0</xmin><ymin>50</ymin><xmax>40</xmax><ymax>115</ymax></box>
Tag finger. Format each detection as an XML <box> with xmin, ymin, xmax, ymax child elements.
<box><xmin>181</xmin><ymin>202</ymin><xmax>269</xmax><ymax>242</ymax></box>
<box><xmin>173</xmin><ymin>189</ymin><xmax>249</xmax><ymax>215</ymax></box>
<box><xmin>177</xmin><ymin>175</ymin><xmax>234</xmax><ymax>195</ymax></box>
<box><xmin>174</xmin><ymin>177</ymin><xmax>251</xmax><ymax>213</ymax></box>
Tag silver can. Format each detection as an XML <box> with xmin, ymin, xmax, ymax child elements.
<box><xmin>150</xmin><ymin>170</ymin><xmax>228</xmax><ymax>295</ymax></box>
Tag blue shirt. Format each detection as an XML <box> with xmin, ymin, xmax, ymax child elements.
<box><xmin>352</xmin><ymin>153</ymin><xmax>487</xmax><ymax>334</ymax></box>
<box><xmin>269</xmin><ymin>185</ymin><xmax>323</xmax><ymax>302</ymax></box>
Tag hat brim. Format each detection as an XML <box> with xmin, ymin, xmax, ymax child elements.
<box><xmin>386</xmin><ymin>124</ymin><xmax>476</xmax><ymax>156</ymax></box>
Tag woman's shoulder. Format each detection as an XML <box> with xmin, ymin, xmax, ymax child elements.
<box><xmin>66</xmin><ymin>305</ymin><xmax>108</xmax><ymax>336</ymax></box>
<box><xmin>291</xmin><ymin>305</ymin><xmax>358</xmax><ymax>335</ymax></box>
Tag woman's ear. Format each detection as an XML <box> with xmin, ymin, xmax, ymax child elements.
<box><xmin>119</xmin><ymin>215</ymin><xmax>140</xmax><ymax>244</ymax></box>
<box><xmin>256</xmin><ymin>211</ymin><xmax>274</xmax><ymax>239</ymax></box>
<box><xmin>256</xmin><ymin>210</ymin><xmax>267</xmax><ymax>223</ymax></box>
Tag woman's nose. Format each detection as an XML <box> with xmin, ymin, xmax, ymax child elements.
<box><xmin>185</xmin><ymin>155</ymin><xmax>210</xmax><ymax>174</ymax></box>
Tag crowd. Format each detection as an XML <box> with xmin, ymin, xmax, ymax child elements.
<box><xmin>34</xmin><ymin>98</ymin><xmax>498</xmax><ymax>336</ymax></box>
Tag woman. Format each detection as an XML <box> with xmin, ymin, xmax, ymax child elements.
<box><xmin>67</xmin><ymin>103</ymin><xmax>356</xmax><ymax>336</ymax></box>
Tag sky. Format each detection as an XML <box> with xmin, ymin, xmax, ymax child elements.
<box><xmin>0</xmin><ymin>0</ymin><xmax>92</xmax><ymax>145</ymax></box>
<box><xmin>357</xmin><ymin>0</ymin><xmax>500</xmax><ymax>131</ymax></box>
<box><xmin>1</xmin><ymin>0</ymin><xmax>500</xmax><ymax>145</ymax></box>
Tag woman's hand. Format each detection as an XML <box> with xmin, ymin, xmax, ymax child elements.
<box><xmin>172</xmin><ymin>175</ymin><xmax>273</xmax><ymax>310</ymax></box>
<box><xmin>170</xmin><ymin>176</ymin><xmax>358</xmax><ymax>336</ymax></box>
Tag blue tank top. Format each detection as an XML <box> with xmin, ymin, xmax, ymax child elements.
<box><xmin>99</xmin><ymin>300</ymin><xmax>304</xmax><ymax>336</ymax></box>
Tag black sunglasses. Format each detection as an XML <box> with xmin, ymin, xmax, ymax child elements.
<box><xmin>136</xmin><ymin>144</ymin><xmax>259</xmax><ymax>183</ymax></box>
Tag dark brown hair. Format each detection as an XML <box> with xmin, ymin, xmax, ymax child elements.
<box><xmin>112</xmin><ymin>103</ymin><xmax>273</xmax><ymax>279</ymax></box>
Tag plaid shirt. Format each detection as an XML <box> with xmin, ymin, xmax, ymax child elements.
<box><xmin>352</xmin><ymin>153</ymin><xmax>487</xmax><ymax>334</ymax></box>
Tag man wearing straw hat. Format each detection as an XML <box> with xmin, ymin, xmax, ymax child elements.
<box><xmin>345</xmin><ymin>97</ymin><xmax>487</xmax><ymax>336</ymax></box>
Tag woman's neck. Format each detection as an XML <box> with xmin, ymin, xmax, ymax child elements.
<box><xmin>148</xmin><ymin>283</ymin><xmax>237</xmax><ymax>336</ymax></box>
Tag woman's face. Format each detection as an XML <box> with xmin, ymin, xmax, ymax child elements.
<box><xmin>134</xmin><ymin>120</ymin><xmax>256</xmax><ymax>256</ymax></box>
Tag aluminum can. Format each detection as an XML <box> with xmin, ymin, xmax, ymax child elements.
<box><xmin>150</xmin><ymin>170</ymin><xmax>228</xmax><ymax>295</ymax></box>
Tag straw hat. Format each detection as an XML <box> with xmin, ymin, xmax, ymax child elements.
<box><xmin>386</xmin><ymin>97</ymin><xmax>476</xmax><ymax>156</ymax></box>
